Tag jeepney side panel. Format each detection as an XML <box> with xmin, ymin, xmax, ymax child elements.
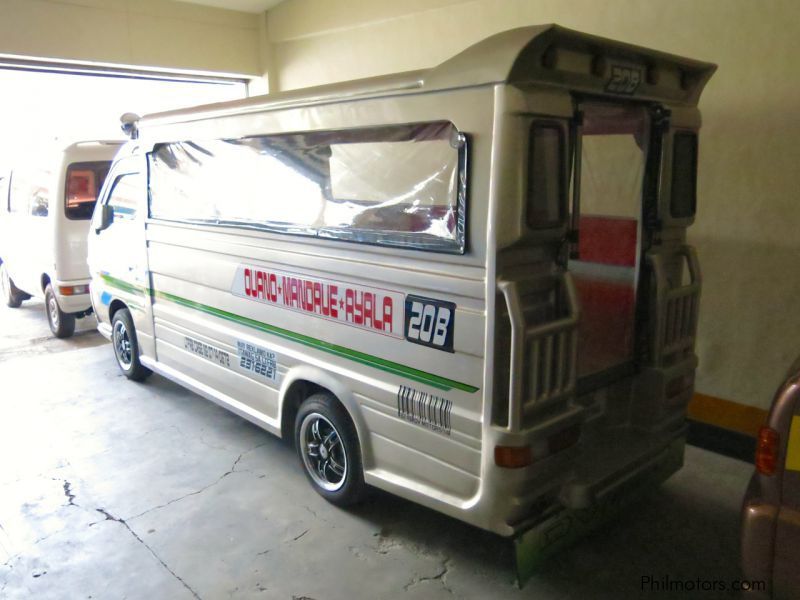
<box><xmin>142</xmin><ymin>86</ymin><xmax>493</xmax><ymax>506</ymax></box>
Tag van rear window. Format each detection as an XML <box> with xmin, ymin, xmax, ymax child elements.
<box><xmin>65</xmin><ymin>161</ymin><xmax>112</xmax><ymax>220</ymax></box>
<box><xmin>148</xmin><ymin>122</ymin><xmax>467</xmax><ymax>254</ymax></box>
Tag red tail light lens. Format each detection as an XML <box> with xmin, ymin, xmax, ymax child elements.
<box><xmin>494</xmin><ymin>445</ymin><xmax>533</xmax><ymax>469</ymax></box>
<box><xmin>755</xmin><ymin>427</ymin><xmax>779</xmax><ymax>476</ymax></box>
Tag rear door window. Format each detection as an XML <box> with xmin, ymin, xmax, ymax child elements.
<box><xmin>66</xmin><ymin>161</ymin><xmax>112</xmax><ymax>220</ymax></box>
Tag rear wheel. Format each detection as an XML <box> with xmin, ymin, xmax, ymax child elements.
<box><xmin>1</xmin><ymin>263</ymin><xmax>23</xmax><ymax>308</ymax></box>
<box><xmin>295</xmin><ymin>393</ymin><xmax>366</xmax><ymax>506</ymax></box>
<box><xmin>45</xmin><ymin>284</ymin><xmax>75</xmax><ymax>338</ymax></box>
<box><xmin>111</xmin><ymin>308</ymin><xmax>151</xmax><ymax>382</ymax></box>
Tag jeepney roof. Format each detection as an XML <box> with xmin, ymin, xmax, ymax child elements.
<box><xmin>141</xmin><ymin>24</ymin><xmax>715</xmax><ymax>128</ymax></box>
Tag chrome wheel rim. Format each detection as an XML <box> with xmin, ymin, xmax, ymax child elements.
<box><xmin>299</xmin><ymin>413</ymin><xmax>347</xmax><ymax>492</ymax></box>
<box><xmin>112</xmin><ymin>320</ymin><xmax>132</xmax><ymax>369</ymax></box>
<box><xmin>48</xmin><ymin>296</ymin><xmax>59</xmax><ymax>327</ymax></box>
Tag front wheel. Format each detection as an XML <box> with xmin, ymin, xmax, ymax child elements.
<box><xmin>295</xmin><ymin>393</ymin><xmax>366</xmax><ymax>506</ymax></box>
<box><xmin>111</xmin><ymin>308</ymin><xmax>151</xmax><ymax>382</ymax></box>
<box><xmin>1</xmin><ymin>263</ymin><xmax>23</xmax><ymax>308</ymax></box>
<box><xmin>45</xmin><ymin>284</ymin><xmax>75</xmax><ymax>338</ymax></box>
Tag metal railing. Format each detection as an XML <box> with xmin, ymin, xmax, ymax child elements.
<box><xmin>497</xmin><ymin>272</ymin><xmax>580</xmax><ymax>430</ymax></box>
<box><xmin>647</xmin><ymin>245</ymin><xmax>702</xmax><ymax>366</ymax></box>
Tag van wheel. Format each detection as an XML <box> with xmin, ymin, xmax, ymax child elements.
<box><xmin>111</xmin><ymin>308</ymin><xmax>151</xmax><ymax>382</ymax></box>
<box><xmin>295</xmin><ymin>393</ymin><xmax>366</xmax><ymax>506</ymax></box>
<box><xmin>1</xmin><ymin>263</ymin><xmax>23</xmax><ymax>308</ymax></box>
<box><xmin>45</xmin><ymin>284</ymin><xmax>76</xmax><ymax>338</ymax></box>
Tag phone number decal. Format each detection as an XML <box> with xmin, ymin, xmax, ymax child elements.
<box><xmin>236</xmin><ymin>340</ymin><xmax>278</xmax><ymax>381</ymax></box>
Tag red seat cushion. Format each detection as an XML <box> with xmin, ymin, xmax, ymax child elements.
<box><xmin>578</xmin><ymin>216</ymin><xmax>638</xmax><ymax>267</ymax></box>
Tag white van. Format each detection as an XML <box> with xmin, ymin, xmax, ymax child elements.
<box><xmin>88</xmin><ymin>25</ymin><xmax>714</xmax><ymax>578</ymax></box>
<box><xmin>0</xmin><ymin>140</ymin><xmax>122</xmax><ymax>337</ymax></box>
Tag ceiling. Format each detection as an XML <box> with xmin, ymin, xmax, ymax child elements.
<box><xmin>176</xmin><ymin>0</ymin><xmax>284</xmax><ymax>13</ymax></box>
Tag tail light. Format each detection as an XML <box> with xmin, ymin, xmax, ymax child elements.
<box><xmin>755</xmin><ymin>427</ymin><xmax>779</xmax><ymax>476</ymax></box>
<box><xmin>59</xmin><ymin>284</ymin><xmax>90</xmax><ymax>296</ymax></box>
<box><xmin>494</xmin><ymin>445</ymin><xmax>532</xmax><ymax>468</ymax></box>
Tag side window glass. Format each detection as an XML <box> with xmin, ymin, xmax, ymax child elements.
<box><xmin>9</xmin><ymin>172</ymin><xmax>27</xmax><ymax>214</ymax></box>
<box><xmin>29</xmin><ymin>170</ymin><xmax>50</xmax><ymax>218</ymax></box>
<box><xmin>0</xmin><ymin>176</ymin><xmax>7</xmax><ymax>212</ymax></box>
<box><xmin>107</xmin><ymin>173</ymin><xmax>141</xmax><ymax>222</ymax></box>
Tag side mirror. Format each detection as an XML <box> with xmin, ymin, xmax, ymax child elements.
<box><xmin>95</xmin><ymin>204</ymin><xmax>114</xmax><ymax>233</ymax></box>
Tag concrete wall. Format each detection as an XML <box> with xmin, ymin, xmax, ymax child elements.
<box><xmin>266</xmin><ymin>0</ymin><xmax>800</xmax><ymax>410</ymax></box>
<box><xmin>0</xmin><ymin>0</ymin><xmax>263</xmax><ymax>76</ymax></box>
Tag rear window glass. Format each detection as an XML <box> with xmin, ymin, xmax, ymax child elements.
<box><xmin>148</xmin><ymin>122</ymin><xmax>467</xmax><ymax>254</ymax></box>
<box><xmin>670</xmin><ymin>132</ymin><xmax>698</xmax><ymax>218</ymax></box>
<box><xmin>527</xmin><ymin>124</ymin><xmax>565</xmax><ymax>229</ymax></box>
<box><xmin>65</xmin><ymin>161</ymin><xmax>112</xmax><ymax>220</ymax></box>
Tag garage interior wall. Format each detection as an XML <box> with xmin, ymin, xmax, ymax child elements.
<box><xmin>265</xmin><ymin>0</ymin><xmax>800</xmax><ymax>414</ymax></box>
<box><xmin>2</xmin><ymin>0</ymin><xmax>797</xmax><ymax>416</ymax></box>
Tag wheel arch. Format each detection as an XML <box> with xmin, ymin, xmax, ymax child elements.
<box><xmin>278</xmin><ymin>366</ymin><xmax>373</xmax><ymax>467</ymax></box>
<box><xmin>108</xmin><ymin>298</ymin><xmax>128</xmax><ymax>322</ymax></box>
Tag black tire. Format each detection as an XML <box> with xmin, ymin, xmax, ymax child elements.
<box><xmin>45</xmin><ymin>284</ymin><xmax>76</xmax><ymax>338</ymax></box>
<box><xmin>295</xmin><ymin>393</ymin><xmax>366</xmax><ymax>506</ymax></box>
<box><xmin>1</xmin><ymin>263</ymin><xmax>23</xmax><ymax>308</ymax></box>
<box><xmin>111</xmin><ymin>308</ymin><xmax>152</xmax><ymax>382</ymax></box>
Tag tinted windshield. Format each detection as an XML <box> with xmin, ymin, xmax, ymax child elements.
<box><xmin>65</xmin><ymin>161</ymin><xmax>111</xmax><ymax>220</ymax></box>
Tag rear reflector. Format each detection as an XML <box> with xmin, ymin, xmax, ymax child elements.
<box><xmin>494</xmin><ymin>445</ymin><xmax>533</xmax><ymax>469</ymax></box>
<box><xmin>59</xmin><ymin>285</ymin><xmax>90</xmax><ymax>296</ymax></box>
<box><xmin>756</xmin><ymin>427</ymin><xmax>779</xmax><ymax>476</ymax></box>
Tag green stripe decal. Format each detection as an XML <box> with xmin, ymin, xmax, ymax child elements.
<box><xmin>99</xmin><ymin>273</ymin><xmax>479</xmax><ymax>393</ymax></box>
<box><xmin>100</xmin><ymin>273</ymin><xmax>145</xmax><ymax>297</ymax></box>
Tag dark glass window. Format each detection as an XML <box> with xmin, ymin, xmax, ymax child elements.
<box><xmin>527</xmin><ymin>124</ymin><xmax>565</xmax><ymax>229</ymax></box>
<box><xmin>106</xmin><ymin>173</ymin><xmax>141</xmax><ymax>221</ymax></box>
<box><xmin>670</xmin><ymin>132</ymin><xmax>698</xmax><ymax>218</ymax></box>
<box><xmin>148</xmin><ymin>122</ymin><xmax>467</xmax><ymax>254</ymax></box>
<box><xmin>65</xmin><ymin>161</ymin><xmax>112</xmax><ymax>220</ymax></box>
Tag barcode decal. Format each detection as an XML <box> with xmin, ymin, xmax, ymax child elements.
<box><xmin>397</xmin><ymin>385</ymin><xmax>452</xmax><ymax>435</ymax></box>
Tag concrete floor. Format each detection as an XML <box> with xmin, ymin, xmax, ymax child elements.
<box><xmin>0</xmin><ymin>299</ymin><xmax>754</xmax><ymax>600</ymax></box>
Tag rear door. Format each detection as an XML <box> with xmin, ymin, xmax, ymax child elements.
<box><xmin>569</xmin><ymin>101</ymin><xmax>651</xmax><ymax>389</ymax></box>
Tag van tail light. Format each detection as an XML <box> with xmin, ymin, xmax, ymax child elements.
<box><xmin>755</xmin><ymin>427</ymin><xmax>779</xmax><ymax>476</ymax></box>
<box><xmin>59</xmin><ymin>284</ymin><xmax>90</xmax><ymax>296</ymax></box>
<box><xmin>495</xmin><ymin>445</ymin><xmax>532</xmax><ymax>468</ymax></box>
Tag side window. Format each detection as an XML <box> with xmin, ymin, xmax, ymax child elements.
<box><xmin>8</xmin><ymin>169</ymin><xmax>50</xmax><ymax>216</ymax></box>
<box><xmin>0</xmin><ymin>176</ymin><xmax>7</xmax><ymax>212</ymax></box>
<box><xmin>106</xmin><ymin>173</ymin><xmax>141</xmax><ymax>222</ymax></box>
<box><xmin>670</xmin><ymin>132</ymin><xmax>698</xmax><ymax>219</ymax></box>
<box><xmin>148</xmin><ymin>122</ymin><xmax>467</xmax><ymax>254</ymax></box>
<box><xmin>527</xmin><ymin>123</ymin><xmax>566</xmax><ymax>229</ymax></box>
<box><xmin>9</xmin><ymin>172</ymin><xmax>27</xmax><ymax>214</ymax></box>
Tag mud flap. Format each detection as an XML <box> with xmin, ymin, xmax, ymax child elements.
<box><xmin>514</xmin><ymin>438</ymin><xmax>685</xmax><ymax>587</ymax></box>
